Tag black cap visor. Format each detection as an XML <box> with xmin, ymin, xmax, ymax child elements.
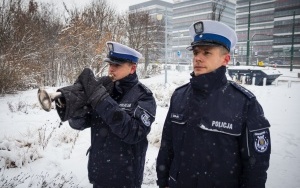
<box><xmin>103</xmin><ymin>57</ymin><xmax>128</xmax><ymax>65</ymax></box>
<box><xmin>186</xmin><ymin>41</ymin><xmax>229</xmax><ymax>51</ymax></box>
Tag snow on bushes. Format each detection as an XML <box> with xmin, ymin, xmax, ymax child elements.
<box><xmin>0</xmin><ymin>136</ymin><xmax>42</xmax><ymax>169</ymax></box>
<box><xmin>0</xmin><ymin>172</ymin><xmax>81</xmax><ymax>188</ymax></box>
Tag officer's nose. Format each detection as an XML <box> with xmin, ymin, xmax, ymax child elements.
<box><xmin>109</xmin><ymin>64</ymin><xmax>117</xmax><ymax>72</ymax></box>
<box><xmin>194</xmin><ymin>53</ymin><xmax>204</xmax><ymax>63</ymax></box>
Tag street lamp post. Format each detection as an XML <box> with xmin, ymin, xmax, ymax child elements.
<box><xmin>157</xmin><ymin>10</ymin><xmax>168</xmax><ymax>85</ymax></box>
<box><xmin>177</xmin><ymin>33</ymin><xmax>180</xmax><ymax>67</ymax></box>
<box><xmin>177</xmin><ymin>33</ymin><xmax>183</xmax><ymax>70</ymax></box>
<box><xmin>290</xmin><ymin>11</ymin><xmax>295</xmax><ymax>72</ymax></box>
<box><xmin>250</xmin><ymin>33</ymin><xmax>272</xmax><ymax>65</ymax></box>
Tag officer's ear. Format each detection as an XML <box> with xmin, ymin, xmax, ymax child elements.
<box><xmin>223</xmin><ymin>54</ymin><xmax>230</xmax><ymax>66</ymax></box>
<box><xmin>130</xmin><ymin>63</ymin><xmax>137</xmax><ymax>74</ymax></box>
<box><xmin>220</xmin><ymin>46</ymin><xmax>230</xmax><ymax>66</ymax></box>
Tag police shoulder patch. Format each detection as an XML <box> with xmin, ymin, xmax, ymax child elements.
<box><xmin>229</xmin><ymin>81</ymin><xmax>255</xmax><ymax>99</ymax></box>
<box><xmin>141</xmin><ymin>111</ymin><xmax>151</xmax><ymax>127</ymax></box>
<box><xmin>253</xmin><ymin>130</ymin><xmax>270</xmax><ymax>153</ymax></box>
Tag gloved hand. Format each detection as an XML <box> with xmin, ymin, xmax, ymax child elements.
<box><xmin>87</xmin><ymin>85</ymin><xmax>109</xmax><ymax>109</ymax></box>
<box><xmin>96</xmin><ymin>75</ymin><xmax>114</xmax><ymax>95</ymax></box>
<box><xmin>55</xmin><ymin>82</ymin><xmax>91</xmax><ymax>121</ymax></box>
<box><xmin>77</xmin><ymin>68</ymin><xmax>114</xmax><ymax>109</ymax></box>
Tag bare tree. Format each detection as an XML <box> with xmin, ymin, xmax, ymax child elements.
<box><xmin>126</xmin><ymin>10</ymin><xmax>164</xmax><ymax>74</ymax></box>
<box><xmin>211</xmin><ymin>0</ymin><xmax>227</xmax><ymax>21</ymax></box>
<box><xmin>0</xmin><ymin>0</ymin><xmax>62</xmax><ymax>92</ymax></box>
<box><xmin>0</xmin><ymin>0</ymin><xmax>167</xmax><ymax>93</ymax></box>
<box><xmin>55</xmin><ymin>0</ymin><xmax>125</xmax><ymax>84</ymax></box>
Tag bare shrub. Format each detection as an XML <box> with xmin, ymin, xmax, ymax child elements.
<box><xmin>0</xmin><ymin>122</ymin><xmax>61</xmax><ymax>171</ymax></box>
<box><xmin>7</xmin><ymin>101</ymin><xmax>29</xmax><ymax>114</ymax></box>
<box><xmin>0</xmin><ymin>137</ymin><xmax>42</xmax><ymax>169</ymax></box>
<box><xmin>51</xmin><ymin>126</ymin><xmax>80</xmax><ymax>159</ymax></box>
<box><xmin>38</xmin><ymin>124</ymin><xmax>57</xmax><ymax>150</ymax></box>
<box><xmin>142</xmin><ymin>159</ymin><xmax>157</xmax><ymax>186</ymax></box>
<box><xmin>0</xmin><ymin>172</ymin><xmax>81</xmax><ymax>187</ymax></box>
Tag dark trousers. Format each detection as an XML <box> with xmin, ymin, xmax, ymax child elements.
<box><xmin>93</xmin><ymin>184</ymin><xmax>141</xmax><ymax>188</ymax></box>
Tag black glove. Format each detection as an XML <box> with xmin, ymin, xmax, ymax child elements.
<box><xmin>77</xmin><ymin>68</ymin><xmax>113</xmax><ymax>109</ymax></box>
<box><xmin>87</xmin><ymin>85</ymin><xmax>109</xmax><ymax>109</ymax></box>
<box><xmin>55</xmin><ymin>82</ymin><xmax>91</xmax><ymax>122</ymax></box>
<box><xmin>96</xmin><ymin>75</ymin><xmax>114</xmax><ymax>95</ymax></box>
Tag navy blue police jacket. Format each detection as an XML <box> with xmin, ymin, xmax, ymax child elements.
<box><xmin>69</xmin><ymin>73</ymin><xmax>156</xmax><ymax>188</ymax></box>
<box><xmin>156</xmin><ymin>66</ymin><xmax>271</xmax><ymax>188</ymax></box>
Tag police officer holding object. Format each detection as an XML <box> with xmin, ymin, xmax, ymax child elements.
<box><xmin>69</xmin><ymin>41</ymin><xmax>156</xmax><ymax>188</ymax></box>
<box><xmin>156</xmin><ymin>20</ymin><xmax>271</xmax><ymax>188</ymax></box>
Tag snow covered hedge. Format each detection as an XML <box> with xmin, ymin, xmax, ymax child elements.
<box><xmin>0</xmin><ymin>172</ymin><xmax>79</xmax><ymax>188</ymax></box>
<box><xmin>0</xmin><ymin>137</ymin><xmax>42</xmax><ymax>169</ymax></box>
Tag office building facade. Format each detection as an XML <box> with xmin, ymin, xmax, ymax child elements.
<box><xmin>172</xmin><ymin>0</ymin><xmax>236</xmax><ymax>64</ymax></box>
<box><xmin>130</xmin><ymin>0</ymin><xmax>299</xmax><ymax>65</ymax></box>
<box><xmin>273</xmin><ymin>0</ymin><xmax>300</xmax><ymax>65</ymax></box>
<box><xmin>130</xmin><ymin>0</ymin><xmax>236</xmax><ymax>65</ymax></box>
<box><xmin>129</xmin><ymin>0</ymin><xmax>173</xmax><ymax>64</ymax></box>
<box><xmin>235</xmin><ymin>0</ymin><xmax>300</xmax><ymax>65</ymax></box>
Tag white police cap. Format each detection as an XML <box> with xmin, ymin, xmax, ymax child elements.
<box><xmin>187</xmin><ymin>20</ymin><xmax>237</xmax><ymax>52</ymax></box>
<box><xmin>104</xmin><ymin>41</ymin><xmax>142</xmax><ymax>64</ymax></box>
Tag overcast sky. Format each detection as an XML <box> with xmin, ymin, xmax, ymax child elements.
<box><xmin>35</xmin><ymin>0</ymin><xmax>173</xmax><ymax>13</ymax></box>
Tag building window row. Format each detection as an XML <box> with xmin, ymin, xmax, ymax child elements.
<box><xmin>274</xmin><ymin>19</ymin><xmax>300</xmax><ymax>26</ymax></box>
<box><xmin>237</xmin><ymin>15</ymin><xmax>274</xmax><ymax>24</ymax></box>
<box><xmin>236</xmin><ymin>3</ymin><xmax>273</xmax><ymax>13</ymax></box>
<box><xmin>274</xmin><ymin>9</ymin><xmax>300</xmax><ymax>17</ymax></box>
<box><xmin>237</xmin><ymin>10</ymin><xmax>274</xmax><ymax>19</ymax></box>
<box><xmin>275</xmin><ymin>0</ymin><xmax>300</xmax><ymax>7</ymax></box>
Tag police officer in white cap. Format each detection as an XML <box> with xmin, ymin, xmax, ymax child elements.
<box><xmin>156</xmin><ymin>20</ymin><xmax>271</xmax><ymax>188</ymax></box>
<box><xmin>68</xmin><ymin>41</ymin><xmax>156</xmax><ymax>188</ymax></box>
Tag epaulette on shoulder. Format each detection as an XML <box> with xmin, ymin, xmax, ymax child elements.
<box><xmin>229</xmin><ymin>81</ymin><xmax>255</xmax><ymax>99</ymax></box>
<box><xmin>175</xmin><ymin>82</ymin><xmax>190</xmax><ymax>91</ymax></box>
<box><xmin>138</xmin><ymin>82</ymin><xmax>153</xmax><ymax>95</ymax></box>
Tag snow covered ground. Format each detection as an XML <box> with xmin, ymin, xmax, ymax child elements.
<box><xmin>0</xmin><ymin>67</ymin><xmax>300</xmax><ymax>187</ymax></box>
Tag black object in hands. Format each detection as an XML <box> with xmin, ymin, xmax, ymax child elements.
<box><xmin>55</xmin><ymin>82</ymin><xmax>90</xmax><ymax>122</ymax></box>
<box><xmin>87</xmin><ymin>85</ymin><xmax>109</xmax><ymax>109</ymax></box>
<box><xmin>97</xmin><ymin>75</ymin><xmax>114</xmax><ymax>95</ymax></box>
<box><xmin>77</xmin><ymin>68</ymin><xmax>113</xmax><ymax>108</ymax></box>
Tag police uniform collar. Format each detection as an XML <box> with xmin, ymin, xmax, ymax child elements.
<box><xmin>114</xmin><ymin>72</ymin><xmax>138</xmax><ymax>95</ymax></box>
<box><xmin>190</xmin><ymin>66</ymin><xmax>227</xmax><ymax>93</ymax></box>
